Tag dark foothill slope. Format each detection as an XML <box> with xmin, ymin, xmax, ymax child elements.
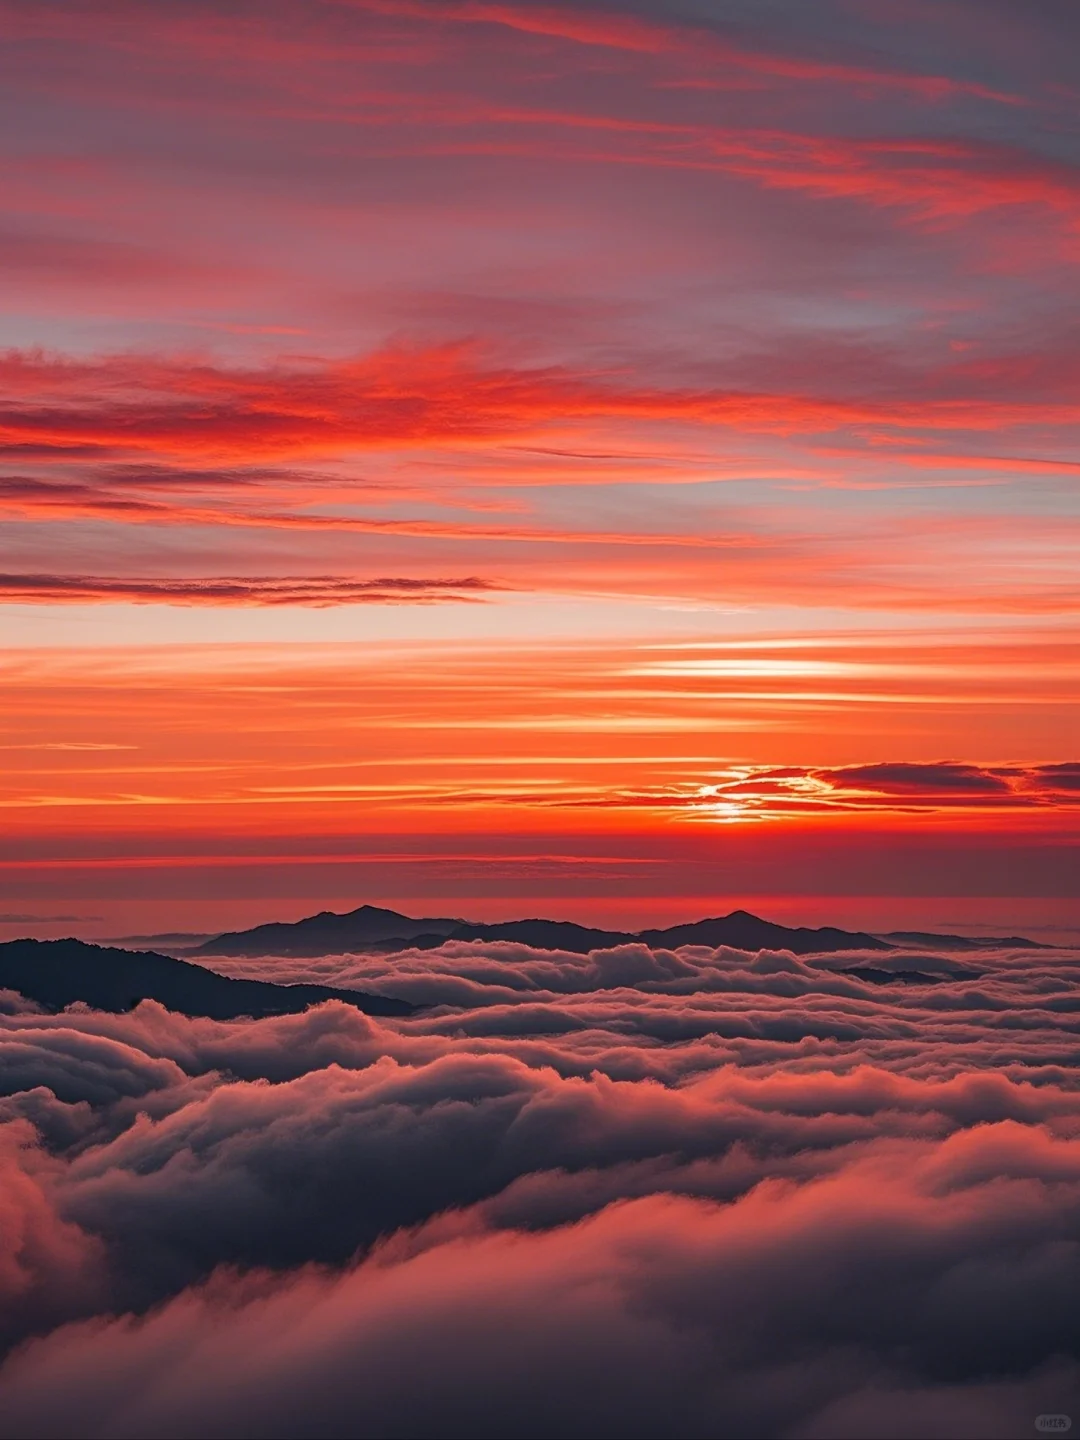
<box><xmin>0</xmin><ymin>939</ymin><xmax>414</xmax><ymax>1018</ymax></box>
<box><xmin>840</xmin><ymin>966</ymin><xmax>945</xmax><ymax>986</ymax></box>
<box><xmin>195</xmin><ymin>904</ymin><xmax>463</xmax><ymax>957</ymax></box>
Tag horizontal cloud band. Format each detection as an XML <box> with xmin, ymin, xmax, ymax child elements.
<box><xmin>0</xmin><ymin>573</ymin><xmax>498</xmax><ymax>606</ymax></box>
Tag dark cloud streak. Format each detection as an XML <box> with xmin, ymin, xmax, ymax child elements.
<box><xmin>0</xmin><ymin>573</ymin><xmax>498</xmax><ymax>606</ymax></box>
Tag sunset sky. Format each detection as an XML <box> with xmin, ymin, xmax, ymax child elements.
<box><xmin>3</xmin><ymin>0</ymin><xmax>1077</xmax><ymax>939</ymax></box>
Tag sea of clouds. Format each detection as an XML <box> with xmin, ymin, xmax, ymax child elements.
<box><xmin>1</xmin><ymin>937</ymin><xmax>1079</xmax><ymax>1438</ymax></box>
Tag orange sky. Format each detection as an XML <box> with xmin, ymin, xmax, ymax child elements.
<box><xmin>2</xmin><ymin>0</ymin><xmax>1077</xmax><ymax>937</ymax></box>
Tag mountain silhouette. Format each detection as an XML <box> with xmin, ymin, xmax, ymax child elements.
<box><xmin>195</xmin><ymin>904</ymin><xmax>463</xmax><ymax>958</ymax></box>
<box><xmin>881</xmin><ymin>929</ymin><xmax>1044</xmax><ymax>950</ymax></box>
<box><xmin>195</xmin><ymin>905</ymin><xmax>896</xmax><ymax>958</ymax></box>
<box><xmin>441</xmin><ymin>918</ymin><xmax>638</xmax><ymax>952</ymax></box>
<box><xmin>640</xmin><ymin>911</ymin><xmax>891</xmax><ymax>954</ymax></box>
<box><xmin>0</xmin><ymin>939</ymin><xmax>413</xmax><ymax>1018</ymax></box>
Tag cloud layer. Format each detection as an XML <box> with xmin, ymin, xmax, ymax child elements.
<box><xmin>1</xmin><ymin>934</ymin><xmax>1079</xmax><ymax>1437</ymax></box>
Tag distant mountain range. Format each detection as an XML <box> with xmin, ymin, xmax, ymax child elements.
<box><xmin>877</xmin><ymin>929</ymin><xmax>1040</xmax><ymax>951</ymax></box>
<box><xmin>0</xmin><ymin>911</ymin><xmax>1042</xmax><ymax>1019</ymax></box>
<box><xmin>194</xmin><ymin>905</ymin><xmax>464</xmax><ymax>958</ymax></box>
<box><xmin>190</xmin><ymin>903</ymin><xmax>1043</xmax><ymax>960</ymax></box>
<box><xmin>191</xmin><ymin>904</ymin><xmax>889</xmax><ymax>958</ymax></box>
<box><xmin>0</xmin><ymin>939</ymin><xmax>413</xmax><ymax>1018</ymax></box>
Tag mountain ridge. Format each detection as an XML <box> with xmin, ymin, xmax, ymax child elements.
<box><xmin>182</xmin><ymin>903</ymin><xmax>1018</xmax><ymax>959</ymax></box>
<box><xmin>194</xmin><ymin>903</ymin><xmax>465</xmax><ymax>958</ymax></box>
<box><xmin>1</xmin><ymin>911</ymin><xmax>1043</xmax><ymax>1019</ymax></box>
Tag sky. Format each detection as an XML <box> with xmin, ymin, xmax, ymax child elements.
<box><xmin>2</xmin><ymin>0</ymin><xmax>1078</xmax><ymax>938</ymax></box>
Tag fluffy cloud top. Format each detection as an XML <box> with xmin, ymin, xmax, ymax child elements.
<box><xmin>1</xmin><ymin>935</ymin><xmax>1079</xmax><ymax>1437</ymax></box>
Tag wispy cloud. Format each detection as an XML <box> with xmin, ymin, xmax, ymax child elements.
<box><xmin>0</xmin><ymin>573</ymin><xmax>499</xmax><ymax>606</ymax></box>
